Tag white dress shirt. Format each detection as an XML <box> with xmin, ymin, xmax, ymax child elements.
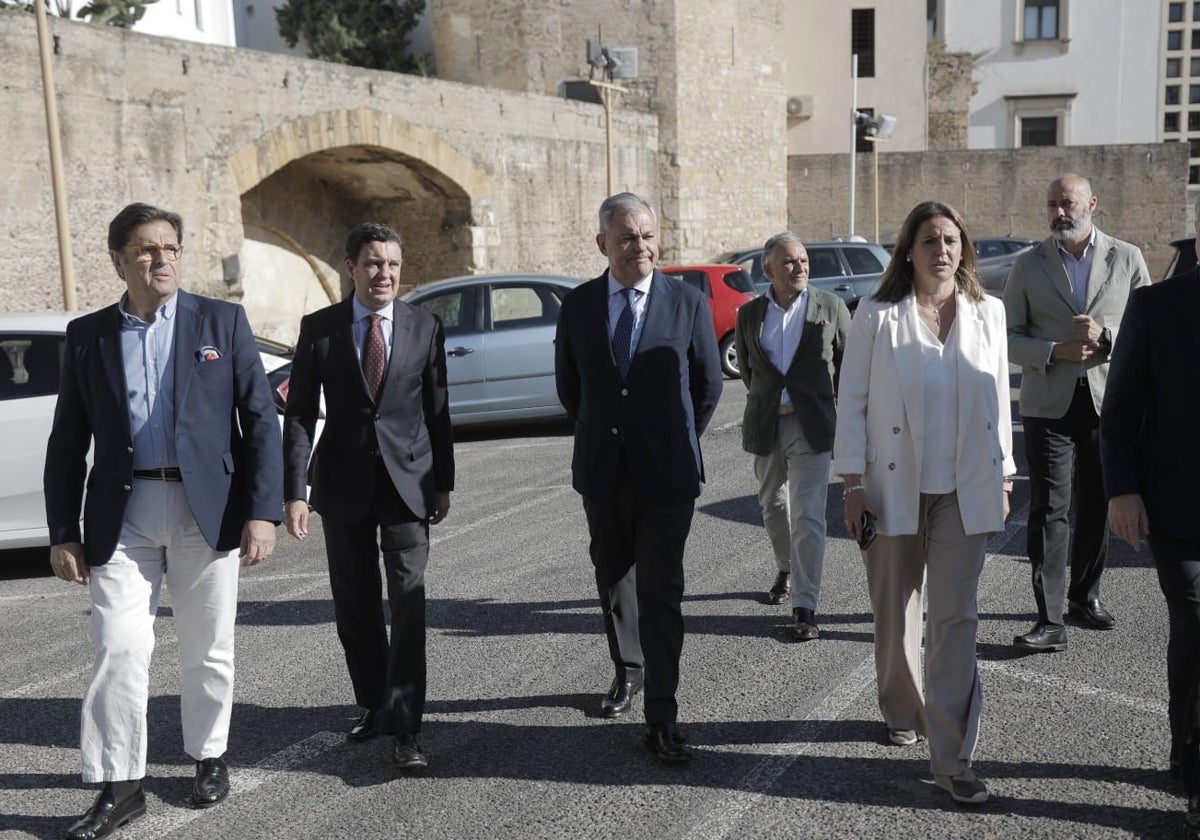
<box><xmin>352</xmin><ymin>296</ymin><xmax>395</xmax><ymax>365</ymax></box>
<box><xmin>606</xmin><ymin>271</ymin><xmax>652</xmax><ymax>353</ymax></box>
<box><xmin>761</xmin><ymin>286</ymin><xmax>809</xmax><ymax>406</ymax></box>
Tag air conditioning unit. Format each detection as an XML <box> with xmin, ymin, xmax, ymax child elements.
<box><xmin>786</xmin><ymin>95</ymin><xmax>814</xmax><ymax>119</ymax></box>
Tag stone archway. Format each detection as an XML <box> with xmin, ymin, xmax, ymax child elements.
<box><xmin>225</xmin><ymin>109</ymin><xmax>494</xmax><ymax>344</ymax></box>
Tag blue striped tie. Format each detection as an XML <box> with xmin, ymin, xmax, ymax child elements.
<box><xmin>612</xmin><ymin>287</ymin><xmax>639</xmax><ymax>378</ymax></box>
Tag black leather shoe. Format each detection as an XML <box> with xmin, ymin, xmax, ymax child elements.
<box><xmin>600</xmin><ymin>674</ymin><xmax>643</xmax><ymax>719</ymax></box>
<box><xmin>1013</xmin><ymin>622</ymin><xmax>1067</xmax><ymax>652</ymax></box>
<box><xmin>191</xmin><ymin>756</ymin><xmax>229</xmax><ymax>809</ymax></box>
<box><xmin>766</xmin><ymin>571</ymin><xmax>790</xmax><ymax>605</ymax></box>
<box><xmin>646</xmin><ymin>723</ymin><xmax>692</xmax><ymax>765</ymax></box>
<box><xmin>348</xmin><ymin>709</ymin><xmax>380</xmax><ymax>742</ymax></box>
<box><xmin>64</xmin><ymin>782</ymin><xmax>146</xmax><ymax>840</ymax></box>
<box><xmin>792</xmin><ymin>608</ymin><xmax>819</xmax><ymax>641</ymax></box>
<box><xmin>1066</xmin><ymin>598</ymin><xmax>1116</xmax><ymax>630</ymax></box>
<box><xmin>392</xmin><ymin>734</ymin><xmax>428</xmax><ymax>770</ymax></box>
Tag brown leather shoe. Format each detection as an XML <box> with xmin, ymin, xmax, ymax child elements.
<box><xmin>766</xmin><ymin>571</ymin><xmax>790</xmax><ymax>605</ymax></box>
<box><xmin>792</xmin><ymin>608</ymin><xmax>819</xmax><ymax>641</ymax></box>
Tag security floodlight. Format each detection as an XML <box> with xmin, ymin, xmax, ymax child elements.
<box><xmin>586</xmin><ymin>39</ymin><xmax>604</xmax><ymax>67</ymax></box>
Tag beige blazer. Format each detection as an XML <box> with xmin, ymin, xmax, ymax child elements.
<box><xmin>1002</xmin><ymin>230</ymin><xmax>1149</xmax><ymax>419</ymax></box>
<box><xmin>833</xmin><ymin>293</ymin><xmax>1017</xmax><ymax>537</ymax></box>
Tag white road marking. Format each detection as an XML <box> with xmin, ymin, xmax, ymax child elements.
<box><xmin>979</xmin><ymin>660</ymin><xmax>1168</xmax><ymax>716</ymax></box>
<box><xmin>431</xmin><ymin>487</ymin><xmax>573</xmax><ymax>547</ymax></box>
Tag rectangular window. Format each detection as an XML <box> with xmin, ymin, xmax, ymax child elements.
<box><xmin>1190</xmin><ymin>85</ymin><xmax>1200</xmax><ymax>104</ymax></box>
<box><xmin>1190</xmin><ymin>164</ymin><xmax>1199</xmax><ymax>185</ymax></box>
<box><xmin>1192</xmin><ymin>30</ymin><xmax>1200</xmax><ymax>48</ymax></box>
<box><xmin>1169</xmin><ymin>57</ymin><xmax>1183</xmax><ymax>77</ymax></box>
<box><xmin>1169</xmin><ymin>30</ymin><xmax>1184</xmax><ymax>50</ymax></box>
<box><xmin>1189</xmin><ymin>112</ymin><xmax>1200</xmax><ymax>131</ymax></box>
<box><xmin>851</xmin><ymin>9</ymin><xmax>876</xmax><ymax>77</ymax></box>
<box><xmin>855</xmin><ymin>106</ymin><xmax>876</xmax><ymax>153</ymax></box>
<box><xmin>1020</xmin><ymin>115</ymin><xmax>1058</xmax><ymax>146</ymax></box>
<box><xmin>1171</xmin><ymin>2</ymin><xmax>1185</xmax><ymax>22</ymax></box>
<box><xmin>1168</xmin><ymin>85</ymin><xmax>1182</xmax><ymax>105</ymax></box>
<box><xmin>1194</xmin><ymin>1</ymin><xmax>1200</xmax><ymax>21</ymax></box>
<box><xmin>1189</xmin><ymin>139</ymin><xmax>1200</xmax><ymax>157</ymax></box>
<box><xmin>1192</xmin><ymin>57</ymin><xmax>1200</xmax><ymax>75</ymax></box>
<box><xmin>1023</xmin><ymin>0</ymin><xmax>1059</xmax><ymax>40</ymax></box>
<box><xmin>1166</xmin><ymin>111</ymin><xmax>1182</xmax><ymax>133</ymax></box>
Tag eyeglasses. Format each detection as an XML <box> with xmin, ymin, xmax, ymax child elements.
<box><xmin>124</xmin><ymin>244</ymin><xmax>184</xmax><ymax>262</ymax></box>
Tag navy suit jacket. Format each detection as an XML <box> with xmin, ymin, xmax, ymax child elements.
<box><xmin>44</xmin><ymin>290</ymin><xmax>283</xmax><ymax>565</ymax></box>
<box><xmin>1100</xmin><ymin>267</ymin><xmax>1200</xmax><ymax>540</ymax></box>
<box><xmin>282</xmin><ymin>297</ymin><xmax>454</xmax><ymax>522</ymax></box>
<box><xmin>554</xmin><ymin>270</ymin><xmax>723</xmax><ymax>503</ymax></box>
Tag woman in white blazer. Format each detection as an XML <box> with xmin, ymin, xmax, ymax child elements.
<box><xmin>833</xmin><ymin>201</ymin><xmax>1016</xmax><ymax>806</ymax></box>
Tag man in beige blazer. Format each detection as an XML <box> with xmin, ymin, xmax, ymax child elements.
<box><xmin>1003</xmin><ymin>173</ymin><xmax>1149</xmax><ymax>652</ymax></box>
<box><xmin>736</xmin><ymin>232</ymin><xmax>851</xmax><ymax>640</ymax></box>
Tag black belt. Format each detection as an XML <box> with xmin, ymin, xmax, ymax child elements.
<box><xmin>133</xmin><ymin>467</ymin><xmax>182</xmax><ymax>482</ymax></box>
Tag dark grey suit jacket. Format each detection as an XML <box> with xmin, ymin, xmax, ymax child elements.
<box><xmin>735</xmin><ymin>287</ymin><xmax>851</xmax><ymax>457</ymax></box>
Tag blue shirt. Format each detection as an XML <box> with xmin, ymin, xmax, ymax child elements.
<box><xmin>1056</xmin><ymin>227</ymin><xmax>1097</xmax><ymax>313</ymax></box>
<box><xmin>351</xmin><ymin>296</ymin><xmax>394</xmax><ymax>366</ymax></box>
<box><xmin>606</xmin><ymin>271</ymin><xmax>652</xmax><ymax>358</ymax></box>
<box><xmin>119</xmin><ymin>293</ymin><xmax>178</xmax><ymax>470</ymax></box>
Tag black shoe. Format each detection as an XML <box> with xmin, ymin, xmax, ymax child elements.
<box><xmin>599</xmin><ymin>674</ymin><xmax>643</xmax><ymax>719</ymax></box>
<box><xmin>191</xmin><ymin>756</ymin><xmax>229</xmax><ymax>809</ymax></box>
<box><xmin>645</xmin><ymin>723</ymin><xmax>692</xmax><ymax>765</ymax></box>
<box><xmin>348</xmin><ymin>709</ymin><xmax>380</xmax><ymax>742</ymax></box>
<box><xmin>766</xmin><ymin>571</ymin><xmax>790</xmax><ymax>605</ymax></box>
<box><xmin>64</xmin><ymin>782</ymin><xmax>146</xmax><ymax>840</ymax></box>
<box><xmin>1013</xmin><ymin>622</ymin><xmax>1067</xmax><ymax>652</ymax></box>
<box><xmin>1066</xmin><ymin>598</ymin><xmax>1116</xmax><ymax>630</ymax></box>
<box><xmin>792</xmin><ymin>608</ymin><xmax>820</xmax><ymax>641</ymax></box>
<box><xmin>392</xmin><ymin>734</ymin><xmax>428</xmax><ymax>770</ymax></box>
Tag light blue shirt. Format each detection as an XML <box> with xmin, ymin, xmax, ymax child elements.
<box><xmin>606</xmin><ymin>271</ymin><xmax>652</xmax><ymax>360</ymax></box>
<box><xmin>761</xmin><ymin>286</ymin><xmax>809</xmax><ymax>406</ymax></box>
<box><xmin>1056</xmin><ymin>227</ymin><xmax>1097</xmax><ymax>313</ymax></box>
<box><xmin>351</xmin><ymin>297</ymin><xmax>394</xmax><ymax>366</ymax></box>
<box><xmin>119</xmin><ymin>292</ymin><xmax>178</xmax><ymax>470</ymax></box>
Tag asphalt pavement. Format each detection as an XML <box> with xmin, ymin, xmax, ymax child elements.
<box><xmin>0</xmin><ymin>378</ymin><xmax>1184</xmax><ymax>840</ymax></box>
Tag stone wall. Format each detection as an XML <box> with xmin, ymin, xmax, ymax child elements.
<box><xmin>926</xmin><ymin>41</ymin><xmax>975</xmax><ymax>152</ymax></box>
<box><xmin>787</xmin><ymin>143</ymin><xmax>1190</xmax><ymax>278</ymax></box>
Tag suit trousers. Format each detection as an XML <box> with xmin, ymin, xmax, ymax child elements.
<box><xmin>1148</xmin><ymin>535</ymin><xmax>1200</xmax><ymax>795</ymax></box>
<box><xmin>1023</xmin><ymin>380</ymin><xmax>1108</xmax><ymax>624</ymax></box>
<box><xmin>582</xmin><ymin>464</ymin><xmax>694</xmax><ymax>726</ymax></box>
<box><xmin>321</xmin><ymin>458</ymin><xmax>428</xmax><ymax>736</ymax></box>
<box><xmin>82</xmin><ymin>480</ymin><xmax>239</xmax><ymax>782</ymax></box>
<box><xmin>753</xmin><ymin>413</ymin><xmax>832</xmax><ymax>610</ymax></box>
<box><xmin>864</xmin><ymin>491</ymin><xmax>986</xmax><ymax>777</ymax></box>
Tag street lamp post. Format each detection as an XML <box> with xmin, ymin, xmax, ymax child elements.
<box><xmin>854</xmin><ymin>112</ymin><xmax>897</xmax><ymax>243</ymax></box>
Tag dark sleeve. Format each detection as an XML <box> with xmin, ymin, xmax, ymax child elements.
<box><xmin>43</xmin><ymin>321</ymin><xmax>91</xmax><ymax>545</ymax></box>
<box><xmin>1099</xmin><ymin>286</ymin><xmax>1150</xmax><ymax>499</ymax></box>
<box><xmin>422</xmin><ymin>315</ymin><xmax>455</xmax><ymax>492</ymax></box>
<box><xmin>230</xmin><ymin>304</ymin><xmax>283</xmax><ymax>523</ymax></box>
<box><xmin>735</xmin><ymin>305</ymin><xmax>752</xmax><ymax>392</ymax></box>
<box><xmin>832</xmin><ymin>297</ymin><xmax>852</xmax><ymax>395</ymax></box>
<box><xmin>282</xmin><ymin>314</ymin><xmax>321</xmax><ymax>502</ymax></box>
<box><xmin>688</xmin><ymin>289</ymin><xmax>724</xmax><ymax>436</ymax></box>
<box><xmin>554</xmin><ymin>296</ymin><xmax>580</xmax><ymax>421</ymax></box>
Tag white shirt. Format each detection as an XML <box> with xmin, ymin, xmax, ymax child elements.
<box><xmin>352</xmin><ymin>296</ymin><xmax>394</xmax><ymax>365</ymax></box>
<box><xmin>606</xmin><ymin>271</ymin><xmax>652</xmax><ymax>353</ymax></box>
<box><xmin>916</xmin><ymin>312</ymin><xmax>959</xmax><ymax>494</ymax></box>
<box><xmin>760</xmin><ymin>286</ymin><xmax>809</xmax><ymax>406</ymax></box>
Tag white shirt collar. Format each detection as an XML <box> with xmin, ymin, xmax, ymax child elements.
<box><xmin>352</xmin><ymin>295</ymin><xmax>394</xmax><ymax>322</ymax></box>
<box><xmin>766</xmin><ymin>285</ymin><xmax>807</xmax><ymax>312</ymax></box>
<box><xmin>606</xmin><ymin>270</ymin><xmax>653</xmax><ymax>297</ymax></box>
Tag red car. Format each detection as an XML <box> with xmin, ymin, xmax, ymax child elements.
<box><xmin>660</xmin><ymin>264</ymin><xmax>757</xmax><ymax>378</ymax></box>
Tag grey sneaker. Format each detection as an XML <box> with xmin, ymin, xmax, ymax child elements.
<box><xmin>934</xmin><ymin>768</ymin><xmax>988</xmax><ymax>805</ymax></box>
<box><xmin>888</xmin><ymin>728</ymin><xmax>922</xmax><ymax>746</ymax></box>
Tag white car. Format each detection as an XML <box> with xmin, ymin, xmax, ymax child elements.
<box><xmin>0</xmin><ymin>313</ymin><xmax>307</xmax><ymax>551</ymax></box>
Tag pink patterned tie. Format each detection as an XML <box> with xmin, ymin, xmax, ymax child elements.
<box><xmin>363</xmin><ymin>313</ymin><xmax>386</xmax><ymax>400</ymax></box>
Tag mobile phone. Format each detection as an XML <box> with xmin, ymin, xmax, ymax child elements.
<box><xmin>858</xmin><ymin>511</ymin><xmax>877</xmax><ymax>551</ymax></box>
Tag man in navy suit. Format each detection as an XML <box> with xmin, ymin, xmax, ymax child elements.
<box><xmin>1101</xmin><ymin>221</ymin><xmax>1200</xmax><ymax>839</ymax></box>
<box><xmin>554</xmin><ymin>192</ymin><xmax>723</xmax><ymax>764</ymax></box>
<box><xmin>44</xmin><ymin>203</ymin><xmax>283</xmax><ymax>839</ymax></box>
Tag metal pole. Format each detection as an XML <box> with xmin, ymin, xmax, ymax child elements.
<box><xmin>34</xmin><ymin>1</ymin><xmax>77</xmax><ymax>311</ymax></box>
<box><xmin>603</xmin><ymin>87</ymin><xmax>614</xmax><ymax>196</ymax></box>
<box><xmin>872</xmin><ymin>138</ymin><xmax>880</xmax><ymax>243</ymax></box>
<box><xmin>849</xmin><ymin>54</ymin><xmax>857</xmax><ymax>239</ymax></box>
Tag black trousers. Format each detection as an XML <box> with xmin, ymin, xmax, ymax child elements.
<box><xmin>1022</xmin><ymin>380</ymin><xmax>1108</xmax><ymax>624</ymax></box>
<box><xmin>1149</xmin><ymin>535</ymin><xmax>1200</xmax><ymax>795</ymax></box>
<box><xmin>322</xmin><ymin>459</ymin><xmax>428</xmax><ymax>736</ymax></box>
<box><xmin>582</xmin><ymin>474</ymin><xmax>694</xmax><ymax>727</ymax></box>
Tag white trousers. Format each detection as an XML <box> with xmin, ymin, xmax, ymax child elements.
<box><xmin>81</xmin><ymin>480</ymin><xmax>239</xmax><ymax>782</ymax></box>
<box><xmin>754</xmin><ymin>413</ymin><xmax>832</xmax><ymax>610</ymax></box>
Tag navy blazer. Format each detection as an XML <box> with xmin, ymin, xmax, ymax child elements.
<box><xmin>44</xmin><ymin>290</ymin><xmax>284</xmax><ymax>565</ymax></box>
<box><xmin>282</xmin><ymin>297</ymin><xmax>454</xmax><ymax>522</ymax></box>
<box><xmin>1100</xmin><ymin>267</ymin><xmax>1200</xmax><ymax>540</ymax></box>
<box><xmin>554</xmin><ymin>270</ymin><xmax>723</xmax><ymax>503</ymax></box>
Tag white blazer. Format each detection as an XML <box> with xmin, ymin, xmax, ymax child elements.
<box><xmin>833</xmin><ymin>292</ymin><xmax>1017</xmax><ymax>536</ymax></box>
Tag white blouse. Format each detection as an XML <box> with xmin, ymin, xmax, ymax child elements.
<box><xmin>916</xmin><ymin>313</ymin><xmax>959</xmax><ymax>494</ymax></box>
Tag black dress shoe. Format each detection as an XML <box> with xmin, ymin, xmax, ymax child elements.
<box><xmin>1066</xmin><ymin>598</ymin><xmax>1116</xmax><ymax>630</ymax></box>
<box><xmin>600</xmin><ymin>675</ymin><xmax>643</xmax><ymax>719</ymax></box>
<box><xmin>1013</xmin><ymin>622</ymin><xmax>1068</xmax><ymax>652</ymax></box>
<box><xmin>392</xmin><ymin>734</ymin><xmax>428</xmax><ymax>770</ymax></box>
<box><xmin>64</xmin><ymin>782</ymin><xmax>146</xmax><ymax>840</ymax></box>
<box><xmin>792</xmin><ymin>608</ymin><xmax>819</xmax><ymax>641</ymax></box>
<box><xmin>766</xmin><ymin>571</ymin><xmax>790</xmax><ymax>605</ymax></box>
<box><xmin>191</xmin><ymin>756</ymin><xmax>229</xmax><ymax>809</ymax></box>
<box><xmin>348</xmin><ymin>709</ymin><xmax>380</xmax><ymax>742</ymax></box>
<box><xmin>646</xmin><ymin>723</ymin><xmax>692</xmax><ymax>765</ymax></box>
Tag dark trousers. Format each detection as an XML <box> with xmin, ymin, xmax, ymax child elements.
<box><xmin>1149</xmin><ymin>535</ymin><xmax>1200</xmax><ymax>795</ymax></box>
<box><xmin>322</xmin><ymin>459</ymin><xmax>428</xmax><ymax>735</ymax></box>
<box><xmin>1023</xmin><ymin>381</ymin><xmax>1108</xmax><ymax>624</ymax></box>
<box><xmin>582</xmin><ymin>476</ymin><xmax>694</xmax><ymax>727</ymax></box>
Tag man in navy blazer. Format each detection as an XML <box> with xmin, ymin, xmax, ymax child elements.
<box><xmin>555</xmin><ymin>192</ymin><xmax>722</xmax><ymax>764</ymax></box>
<box><xmin>44</xmin><ymin>203</ymin><xmax>282</xmax><ymax>839</ymax></box>
<box><xmin>1101</xmin><ymin>227</ymin><xmax>1200</xmax><ymax>839</ymax></box>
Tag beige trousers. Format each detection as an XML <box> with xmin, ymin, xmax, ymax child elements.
<box><xmin>864</xmin><ymin>491</ymin><xmax>986</xmax><ymax>776</ymax></box>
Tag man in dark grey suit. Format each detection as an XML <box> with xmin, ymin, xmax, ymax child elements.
<box><xmin>283</xmin><ymin>223</ymin><xmax>454</xmax><ymax>770</ymax></box>
<box><xmin>554</xmin><ymin>192</ymin><xmax>722</xmax><ymax>764</ymax></box>
<box><xmin>736</xmin><ymin>232</ymin><xmax>850</xmax><ymax>640</ymax></box>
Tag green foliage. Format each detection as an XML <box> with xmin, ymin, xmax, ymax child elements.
<box><xmin>276</xmin><ymin>0</ymin><xmax>427</xmax><ymax>75</ymax></box>
<box><xmin>76</xmin><ymin>0</ymin><xmax>159</xmax><ymax>28</ymax></box>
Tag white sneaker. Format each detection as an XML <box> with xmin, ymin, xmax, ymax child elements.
<box><xmin>934</xmin><ymin>768</ymin><xmax>988</xmax><ymax>805</ymax></box>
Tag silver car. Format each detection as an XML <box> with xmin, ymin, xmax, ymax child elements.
<box><xmin>401</xmin><ymin>274</ymin><xmax>583</xmax><ymax>426</ymax></box>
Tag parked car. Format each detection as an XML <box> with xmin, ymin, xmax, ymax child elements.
<box><xmin>711</xmin><ymin>241</ymin><xmax>891</xmax><ymax>312</ymax></box>
<box><xmin>659</xmin><ymin>264</ymin><xmax>756</xmax><ymax>378</ymax></box>
<box><xmin>0</xmin><ymin>313</ymin><xmax>312</xmax><ymax>551</ymax></box>
<box><xmin>1162</xmin><ymin>236</ymin><xmax>1197</xmax><ymax>280</ymax></box>
<box><xmin>401</xmin><ymin>274</ymin><xmax>583</xmax><ymax>426</ymax></box>
<box><xmin>973</xmin><ymin>236</ymin><xmax>1036</xmax><ymax>295</ymax></box>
